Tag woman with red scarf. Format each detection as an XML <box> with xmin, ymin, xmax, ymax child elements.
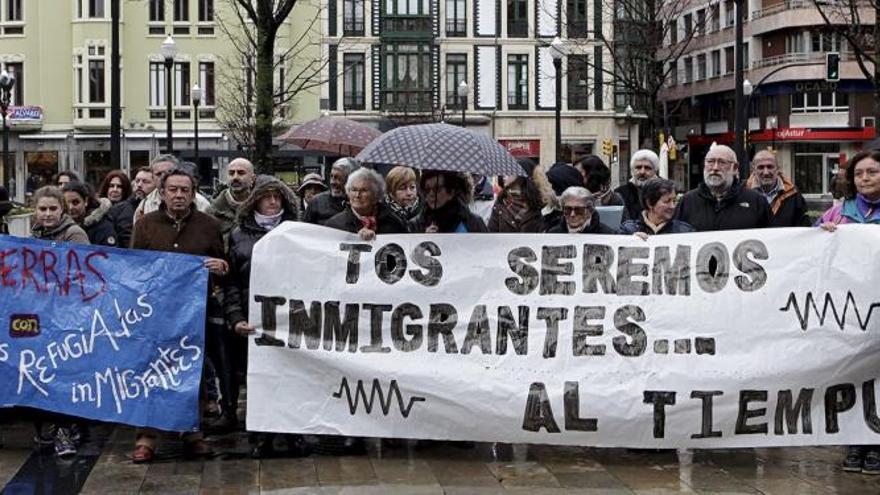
<box><xmin>325</xmin><ymin>168</ymin><xmax>408</xmax><ymax>238</ymax></box>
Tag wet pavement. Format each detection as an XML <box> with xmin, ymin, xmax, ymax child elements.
<box><xmin>2</xmin><ymin>422</ymin><xmax>880</xmax><ymax>494</ymax></box>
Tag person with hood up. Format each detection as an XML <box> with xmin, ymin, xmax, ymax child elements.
<box><xmin>488</xmin><ymin>159</ymin><xmax>547</xmax><ymax>233</ymax></box>
<box><xmin>325</xmin><ymin>168</ymin><xmax>408</xmax><ymax>238</ymax></box>
<box><xmin>303</xmin><ymin>157</ymin><xmax>358</xmax><ymax>225</ymax></box>
<box><xmin>296</xmin><ymin>172</ymin><xmax>328</xmax><ymax>214</ymax></box>
<box><xmin>746</xmin><ymin>150</ymin><xmax>809</xmax><ymax>227</ymax></box>
<box><xmin>61</xmin><ymin>181</ymin><xmax>117</xmax><ymax>246</ymax></box>
<box><xmin>208</xmin><ymin>158</ymin><xmax>256</xmax><ymax>239</ymax></box>
<box><xmin>547</xmin><ymin>186</ymin><xmax>619</xmax><ymax>234</ymax></box>
<box><xmin>620</xmin><ymin>178</ymin><xmax>694</xmax><ymax>236</ymax></box>
<box><xmin>615</xmin><ymin>149</ymin><xmax>659</xmax><ymax>220</ymax></box>
<box><xmin>409</xmin><ymin>170</ymin><xmax>488</xmax><ymax>233</ymax></box>
<box><xmin>675</xmin><ymin>144</ymin><xmax>769</xmax><ymax>231</ymax></box>
<box><xmin>224</xmin><ymin>175</ymin><xmax>305</xmax><ymax>458</ymax></box>
<box><xmin>384</xmin><ymin>166</ymin><xmax>422</xmax><ymax>224</ymax></box>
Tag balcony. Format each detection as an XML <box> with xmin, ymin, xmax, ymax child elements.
<box><xmin>344</xmin><ymin>92</ymin><xmax>366</xmax><ymax>110</ymax></box>
<box><xmin>344</xmin><ymin>17</ymin><xmax>365</xmax><ymax>36</ymax></box>
<box><xmin>381</xmin><ymin>16</ymin><xmax>432</xmax><ymax>39</ymax></box>
<box><xmin>382</xmin><ymin>90</ymin><xmax>434</xmax><ymax>111</ymax></box>
<box><xmin>508</xmin><ymin>20</ymin><xmax>528</xmax><ymax>38</ymax></box>
<box><xmin>446</xmin><ymin>18</ymin><xmax>466</xmax><ymax>37</ymax></box>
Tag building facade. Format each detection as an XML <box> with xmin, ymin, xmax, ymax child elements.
<box><xmin>658</xmin><ymin>0</ymin><xmax>876</xmax><ymax>196</ymax></box>
<box><xmin>321</xmin><ymin>0</ymin><xmax>638</xmax><ymax>174</ymax></box>
<box><xmin>0</xmin><ymin>0</ymin><xmax>320</xmax><ymax>201</ymax></box>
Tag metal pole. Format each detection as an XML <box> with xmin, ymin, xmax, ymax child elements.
<box><xmin>194</xmin><ymin>101</ymin><xmax>200</xmax><ymax>163</ymax></box>
<box><xmin>165</xmin><ymin>59</ymin><xmax>174</xmax><ymax>155</ymax></box>
<box><xmin>110</xmin><ymin>0</ymin><xmax>121</xmax><ymax>168</ymax></box>
<box><xmin>734</xmin><ymin>0</ymin><xmax>746</xmax><ymax>177</ymax></box>
<box><xmin>2</xmin><ymin>112</ymin><xmax>7</xmax><ymax>190</ymax></box>
<box><xmin>626</xmin><ymin>119</ymin><xmax>632</xmax><ymax>177</ymax></box>
<box><xmin>461</xmin><ymin>97</ymin><xmax>466</xmax><ymax>128</ymax></box>
<box><xmin>554</xmin><ymin>57</ymin><xmax>562</xmax><ymax>163</ymax></box>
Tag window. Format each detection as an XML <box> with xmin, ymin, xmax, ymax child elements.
<box><xmin>383</xmin><ymin>44</ymin><xmax>432</xmax><ymax>110</ymax></box>
<box><xmin>446</xmin><ymin>0</ymin><xmax>466</xmax><ymax>36</ymax></box>
<box><xmin>709</xmin><ymin>4</ymin><xmax>719</xmax><ymax>32</ymax></box>
<box><xmin>445</xmin><ymin>53</ymin><xmax>467</xmax><ymax>107</ymax></box>
<box><xmin>696</xmin><ymin>53</ymin><xmax>706</xmax><ymax>80</ymax></box>
<box><xmin>343</xmin><ymin>53</ymin><xmax>365</xmax><ymax>110</ymax></box>
<box><xmin>811</xmin><ymin>31</ymin><xmax>844</xmax><ymax>53</ymax></box>
<box><xmin>742</xmin><ymin>41</ymin><xmax>749</xmax><ymax>69</ymax></box>
<box><xmin>725</xmin><ymin>46</ymin><xmax>734</xmax><ymax>74</ymax></box>
<box><xmin>89</xmin><ymin>0</ymin><xmax>105</xmax><ymax>18</ymax></box>
<box><xmin>6</xmin><ymin>0</ymin><xmax>22</xmax><ymax>22</ymax></box>
<box><xmin>344</xmin><ymin>0</ymin><xmax>365</xmax><ymax>35</ymax></box>
<box><xmin>791</xmin><ymin>90</ymin><xmax>849</xmax><ymax>113</ymax></box>
<box><xmin>175</xmin><ymin>62</ymin><xmax>191</xmax><ymax>107</ymax></box>
<box><xmin>199</xmin><ymin>61</ymin><xmax>215</xmax><ymax>106</ymax></box>
<box><xmin>683</xmin><ymin>57</ymin><xmax>693</xmax><ymax>83</ymax></box>
<box><xmin>668</xmin><ymin>60</ymin><xmax>677</xmax><ymax>86</ymax></box>
<box><xmin>711</xmin><ymin>50</ymin><xmax>721</xmax><ymax>77</ymax></box>
<box><xmin>724</xmin><ymin>0</ymin><xmax>734</xmax><ymax>27</ymax></box>
<box><xmin>507</xmin><ymin>54</ymin><xmax>528</xmax><ymax>109</ymax></box>
<box><xmin>683</xmin><ymin>13</ymin><xmax>692</xmax><ymax>38</ymax></box>
<box><xmin>696</xmin><ymin>9</ymin><xmax>705</xmax><ymax>36</ymax></box>
<box><xmin>567</xmin><ymin>0</ymin><xmax>588</xmax><ymax>38</ymax></box>
<box><xmin>198</xmin><ymin>0</ymin><xmax>214</xmax><ymax>22</ymax></box>
<box><xmin>786</xmin><ymin>32</ymin><xmax>805</xmax><ymax>54</ymax></box>
<box><xmin>74</xmin><ymin>56</ymin><xmax>84</xmax><ymax>106</ymax></box>
<box><xmin>89</xmin><ymin>60</ymin><xmax>105</xmax><ymax>103</ymax></box>
<box><xmin>149</xmin><ymin>62</ymin><xmax>166</xmax><ymax>108</ymax></box>
<box><xmin>149</xmin><ymin>0</ymin><xmax>164</xmax><ymax>21</ymax></box>
<box><xmin>174</xmin><ymin>0</ymin><xmax>189</xmax><ymax>22</ymax></box>
<box><xmin>567</xmin><ymin>55</ymin><xmax>589</xmax><ymax>109</ymax></box>
<box><xmin>2</xmin><ymin>62</ymin><xmax>22</xmax><ymax>104</ymax></box>
<box><xmin>508</xmin><ymin>0</ymin><xmax>528</xmax><ymax>38</ymax></box>
<box><xmin>668</xmin><ymin>20</ymin><xmax>678</xmax><ymax>45</ymax></box>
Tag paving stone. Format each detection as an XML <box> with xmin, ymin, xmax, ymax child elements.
<box><xmin>314</xmin><ymin>456</ymin><xmax>377</xmax><ymax>486</ymax></box>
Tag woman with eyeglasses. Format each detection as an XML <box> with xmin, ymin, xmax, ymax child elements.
<box><xmin>621</xmin><ymin>178</ymin><xmax>693</xmax><ymax>237</ymax></box>
<box><xmin>410</xmin><ymin>170</ymin><xmax>488</xmax><ymax>233</ymax></box>
<box><xmin>546</xmin><ymin>186</ymin><xmax>619</xmax><ymax>234</ymax></box>
<box><xmin>324</xmin><ymin>168</ymin><xmax>408</xmax><ymax>240</ymax></box>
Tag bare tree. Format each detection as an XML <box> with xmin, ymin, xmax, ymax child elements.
<box><xmin>810</xmin><ymin>0</ymin><xmax>880</xmax><ymax>126</ymax></box>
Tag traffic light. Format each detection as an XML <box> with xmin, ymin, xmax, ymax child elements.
<box><xmin>826</xmin><ymin>52</ymin><xmax>840</xmax><ymax>82</ymax></box>
<box><xmin>601</xmin><ymin>138</ymin><xmax>613</xmax><ymax>156</ymax></box>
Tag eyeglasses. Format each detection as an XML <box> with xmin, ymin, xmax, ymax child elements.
<box><xmin>349</xmin><ymin>188</ymin><xmax>372</xmax><ymax>196</ymax></box>
<box><xmin>705</xmin><ymin>158</ymin><xmax>736</xmax><ymax>167</ymax></box>
<box><xmin>563</xmin><ymin>206</ymin><xmax>592</xmax><ymax>216</ymax></box>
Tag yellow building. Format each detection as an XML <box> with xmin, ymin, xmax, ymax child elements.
<box><xmin>0</xmin><ymin>0</ymin><xmax>320</xmax><ymax>201</ymax></box>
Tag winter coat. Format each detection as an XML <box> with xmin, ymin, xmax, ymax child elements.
<box><xmin>674</xmin><ymin>180</ymin><xmax>770</xmax><ymax>232</ymax></box>
<box><xmin>108</xmin><ymin>196</ymin><xmax>138</xmax><ymax>248</ymax></box>
<box><xmin>225</xmin><ymin>176</ymin><xmax>299</xmax><ymax>327</ymax></box>
<box><xmin>546</xmin><ymin>211</ymin><xmax>620</xmax><ymax>234</ymax></box>
<box><xmin>302</xmin><ymin>191</ymin><xmax>347</xmax><ymax>225</ymax></box>
<box><xmin>324</xmin><ymin>203</ymin><xmax>409</xmax><ymax>235</ymax></box>
<box><xmin>0</xmin><ymin>198</ymin><xmax>11</xmax><ymax>234</ymax></box>
<box><xmin>614</xmin><ymin>181</ymin><xmax>643</xmax><ymax>221</ymax></box>
<box><xmin>745</xmin><ymin>174</ymin><xmax>810</xmax><ymax>228</ymax></box>
<box><xmin>134</xmin><ymin>188</ymin><xmax>211</xmax><ymax>224</ymax></box>
<box><xmin>817</xmin><ymin>197</ymin><xmax>880</xmax><ymax>225</ymax></box>
<box><xmin>80</xmin><ymin>198</ymin><xmax>118</xmax><ymax>247</ymax></box>
<box><xmin>385</xmin><ymin>196</ymin><xmax>423</xmax><ymax>225</ymax></box>
<box><xmin>620</xmin><ymin>215</ymin><xmax>695</xmax><ymax>235</ymax></box>
<box><xmin>487</xmin><ymin>201</ymin><xmax>544</xmax><ymax>233</ymax></box>
<box><xmin>409</xmin><ymin>199</ymin><xmax>488</xmax><ymax>233</ymax></box>
<box><xmin>31</xmin><ymin>215</ymin><xmax>90</xmax><ymax>244</ymax></box>
<box><xmin>207</xmin><ymin>188</ymin><xmax>246</xmax><ymax>240</ymax></box>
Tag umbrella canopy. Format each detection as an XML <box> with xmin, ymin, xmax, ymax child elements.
<box><xmin>355</xmin><ymin>123</ymin><xmax>526</xmax><ymax>177</ymax></box>
<box><xmin>279</xmin><ymin>116</ymin><xmax>382</xmax><ymax>156</ymax></box>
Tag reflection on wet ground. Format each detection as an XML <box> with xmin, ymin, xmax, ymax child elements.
<box><xmin>2</xmin><ymin>422</ymin><xmax>880</xmax><ymax>494</ymax></box>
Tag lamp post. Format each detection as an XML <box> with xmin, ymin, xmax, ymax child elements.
<box><xmin>457</xmin><ymin>80</ymin><xmax>468</xmax><ymax>127</ymax></box>
<box><xmin>768</xmin><ymin>116</ymin><xmax>778</xmax><ymax>152</ymax></box>
<box><xmin>550</xmin><ymin>37</ymin><xmax>564</xmax><ymax>163</ymax></box>
<box><xmin>740</xmin><ymin>78</ymin><xmax>754</xmax><ymax>177</ymax></box>
<box><xmin>192</xmin><ymin>83</ymin><xmax>202</xmax><ymax>164</ymax></box>
<box><xmin>625</xmin><ymin>104</ymin><xmax>634</xmax><ymax>178</ymax></box>
<box><xmin>161</xmin><ymin>36</ymin><xmax>177</xmax><ymax>155</ymax></box>
<box><xmin>0</xmin><ymin>70</ymin><xmax>15</xmax><ymax>191</ymax></box>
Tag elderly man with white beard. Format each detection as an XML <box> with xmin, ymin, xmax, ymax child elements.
<box><xmin>615</xmin><ymin>149</ymin><xmax>659</xmax><ymax>220</ymax></box>
<box><xmin>675</xmin><ymin>144</ymin><xmax>770</xmax><ymax>231</ymax></box>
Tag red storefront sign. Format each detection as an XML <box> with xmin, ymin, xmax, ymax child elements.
<box><xmin>498</xmin><ymin>139</ymin><xmax>540</xmax><ymax>157</ymax></box>
<box><xmin>750</xmin><ymin>127</ymin><xmax>876</xmax><ymax>142</ymax></box>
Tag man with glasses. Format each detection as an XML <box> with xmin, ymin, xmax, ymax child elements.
<box><xmin>675</xmin><ymin>144</ymin><xmax>769</xmax><ymax>231</ymax></box>
<box><xmin>547</xmin><ymin>186</ymin><xmax>619</xmax><ymax>234</ymax></box>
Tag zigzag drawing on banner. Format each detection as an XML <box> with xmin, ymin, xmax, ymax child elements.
<box><xmin>779</xmin><ymin>291</ymin><xmax>880</xmax><ymax>331</ymax></box>
<box><xmin>332</xmin><ymin>377</ymin><xmax>426</xmax><ymax>418</ymax></box>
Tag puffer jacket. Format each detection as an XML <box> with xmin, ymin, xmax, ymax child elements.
<box><xmin>817</xmin><ymin>196</ymin><xmax>880</xmax><ymax>225</ymax></box>
<box><xmin>80</xmin><ymin>198</ymin><xmax>118</xmax><ymax>247</ymax></box>
<box><xmin>207</xmin><ymin>188</ymin><xmax>246</xmax><ymax>240</ymax></box>
<box><xmin>620</xmin><ymin>215</ymin><xmax>695</xmax><ymax>235</ymax></box>
<box><xmin>225</xmin><ymin>176</ymin><xmax>299</xmax><ymax>327</ymax></box>
<box><xmin>31</xmin><ymin>215</ymin><xmax>90</xmax><ymax>244</ymax></box>
<box><xmin>674</xmin><ymin>180</ymin><xmax>770</xmax><ymax>232</ymax></box>
<box><xmin>746</xmin><ymin>174</ymin><xmax>809</xmax><ymax>228</ymax></box>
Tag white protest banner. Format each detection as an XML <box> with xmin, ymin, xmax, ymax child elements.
<box><xmin>246</xmin><ymin>223</ymin><xmax>880</xmax><ymax>448</ymax></box>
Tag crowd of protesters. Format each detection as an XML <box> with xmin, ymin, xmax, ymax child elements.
<box><xmin>1</xmin><ymin>142</ymin><xmax>878</xmax><ymax>475</ymax></box>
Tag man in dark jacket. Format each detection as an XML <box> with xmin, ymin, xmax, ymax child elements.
<box><xmin>615</xmin><ymin>149</ymin><xmax>658</xmax><ymax>220</ymax></box>
<box><xmin>109</xmin><ymin>167</ymin><xmax>155</xmax><ymax>247</ymax></box>
<box><xmin>675</xmin><ymin>145</ymin><xmax>770</xmax><ymax>231</ymax></box>
<box><xmin>746</xmin><ymin>150</ymin><xmax>809</xmax><ymax>227</ymax></box>
<box><xmin>208</xmin><ymin>158</ymin><xmax>256</xmax><ymax>239</ymax></box>
<box><xmin>547</xmin><ymin>186</ymin><xmax>619</xmax><ymax>234</ymax></box>
<box><xmin>303</xmin><ymin>157</ymin><xmax>357</xmax><ymax>225</ymax></box>
<box><xmin>130</xmin><ymin>167</ymin><xmax>228</xmax><ymax>464</ymax></box>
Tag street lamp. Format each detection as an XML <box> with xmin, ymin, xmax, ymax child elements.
<box><xmin>0</xmin><ymin>70</ymin><xmax>16</xmax><ymax>192</ymax></box>
<box><xmin>740</xmin><ymin>78</ymin><xmax>754</xmax><ymax>177</ymax></box>
<box><xmin>457</xmin><ymin>80</ymin><xmax>468</xmax><ymax>128</ymax></box>
<box><xmin>192</xmin><ymin>83</ymin><xmax>202</xmax><ymax>165</ymax></box>
<box><xmin>550</xmin><ymin>36</ymin><xmax>565</xmax><ymax>163</ymax></box>
<box><xmin>733</xmin><ymin>0</ymin><xmax>747</xmax><ymax>175</ymax></box>
<box><xmin>625</xmin><ymin>104</ymin><xmax>634</xmax><ymax>179</ymax></box>
<box><xmin>160</xmin><ymin>36</ymin><xmax>177</xmax><ymax>154</ymax></box>
<box><xmin>768</xmin><ymin>116</ymin><xmax>778</xmax><ymax>152</ymax></box>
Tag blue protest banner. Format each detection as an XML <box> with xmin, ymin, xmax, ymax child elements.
<box><xmin>0</xmin><ymin>235</ymin><xmax>208</xmax><ymax>432</ymax></box>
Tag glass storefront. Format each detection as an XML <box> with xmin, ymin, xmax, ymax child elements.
<box><xmin>25</xmin><ymin>151</ymin><xmax>59</xmax><ymax>194</ymax></box>
<box><xmin>84</xmin><ymin>150</ymin><xmax>112</xmax><ymax>188</ymax></box>
<box><xmin>792</xmin><ymin>143</ymin><xmax>838</xmax><ymax>195</ymax></box>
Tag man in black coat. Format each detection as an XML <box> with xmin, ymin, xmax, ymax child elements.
<box><xmin>675</xmin><ymin>144</ymin><xmax>770</xmax><ymax>231</ymax></box>
<box><xmin>303</xmin><ymin>157</ymin><xmax>357</xmax><ymax>225</ymax></box>
<box><xmin>109</xmin><ymin>167</ymin><xmax>155</xmax><ymax>247</ymax></box>
<box><xmin>615</xmin><ymin>149</ymin><xmax>659</xmax><ymax>220</ymax></box>
<box><xmin>746</xmin><ymin>150</ymin><xmax>809</xmax><ymax>227</ymax></box>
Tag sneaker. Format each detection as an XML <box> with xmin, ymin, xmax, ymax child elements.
<box><xmin>53</xmin><ymin>427</ymin><xmax>77</xmax><ymax>458</ymax></box>
<box><xmin>863</xmin><ymin>449</ymin><xmax>880</xmax><ymax>475</ymax></box>
<box><xmin>843</xmin><ymin>446</ymin><xmax>864</xmax><ymax>472</ymax></box>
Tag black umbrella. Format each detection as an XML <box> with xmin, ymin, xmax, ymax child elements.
<box><xmin>355</xmin><ymin>123</ymin><xmax>526</xmax><ymax>176</ymax></box>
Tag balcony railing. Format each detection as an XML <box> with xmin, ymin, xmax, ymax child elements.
<box><xmin>382</xmin><ymin>16</ymin><xmax>432</xmax><ymax>34</ymax></box>
<box><xmin>344</xmin><ymin>17</ymin><xmax>365</xmax><ymax>35</ymax></box>
<box><xmin>344</xmin><ymin>93</ymin><xmax>366</xmax><ymax>110</ymax></box>
<box><xmin>508</xmin><ymin>20</ymin><xmax>528</xmax><ymax>37</ymax></box>
<box><xmin>750</xmin><ymin>51</ymin><xmax>853</xmax><ymax>70</ymax></box>
<box><xmin>383</xmin><ymin>90</ymin><xmax>434</xmax><ymax>111</ymax></box>
<box><xmin>446</xmin><ymin>18</ymin><xmax>466</xmax><ymax>36</ymax></box>
<box><xmin>751</xmin><ymin>0</ymin><xmax>810</xmax><ymax>20</ymax></box>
